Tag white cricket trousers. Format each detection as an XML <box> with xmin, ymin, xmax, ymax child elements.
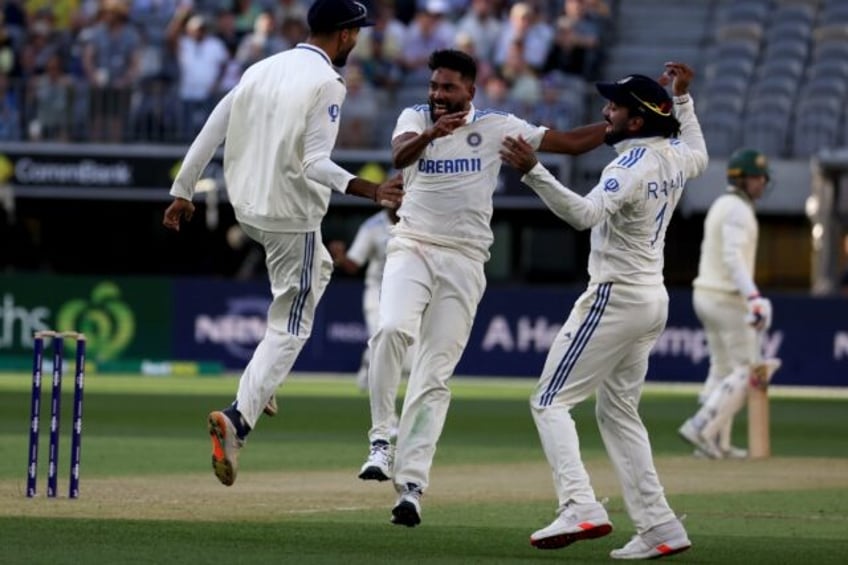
<box><xmin>531</xmin><ymin>282</ymin><xmax>676</xmax><ymax>534</ymax></box>
<box><xmin>367</xmin><ymin>236</ymin><xmax>486</xmax><ymax>491</ymax></box>
<box><xmin>235</xmin><ymin>224</ymin><xmax>332</xmax><ymax>428</ymax></box>
<box><xmin>693</xmin><ymin>288</ymin><xmax>758</xmax><ymax>398</ymax></box>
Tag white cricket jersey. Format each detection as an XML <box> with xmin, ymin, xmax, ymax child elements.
<box><xmin>346</xmin><ymin>210</ymin><xmax>393</xmax><ymax>292</ymax></box>
<box><xmin>693</xmin><ymin>188</ymin><xmax>759</xmax><ymax>297</ymax></box>
<box><xmin>392</xmin><ymin>104</ymin><xmax>547</xmax><ymax>262</ymax></box>
<box><xmin>170</xmin><ymin>44</ymin><xmax>356</xmax><ymax>233</ymax></box>
<box><xmin>522</xmin><ymin>96</ymin><xmax>708</xmax><ymax>285</ymax></box>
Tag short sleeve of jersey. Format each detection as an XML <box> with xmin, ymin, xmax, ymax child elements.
<box><xmin>594</xmin><ymin>164</ymin><xmax>640</xmax><ymax>215</ymax></box>
<box><xmin>345</xmin><ymin>222</ymin><xmax>375</xmax><ymax>267</ymax></box>
<box><xmin>392</xmin><ymin>108</ymin><xmax>427</xmax><ymax>140</ymax></box>
<box><xmin>502</xmin><ymin>113</ymin><xmax>548</xmax><ymax>150</ymax></box>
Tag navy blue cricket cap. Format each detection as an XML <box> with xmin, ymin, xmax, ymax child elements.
<box><xmin>596</xmin><ymin>74</ymin><xmax>673</xmax><ymax>117</ymax></box>
<box><xmin>307</xmin><ymin>0</ymin><xmax>375</xmax><ymax>33</ymax></box>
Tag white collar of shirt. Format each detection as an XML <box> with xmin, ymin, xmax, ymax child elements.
<box><xmin>295</xmin><ymin>43</ymin><xmax>332</xmax><ymax>66</ymax></box>
<box><xmin>464</xmin><ymin>104</ymin><xmax>476</xmax><ymax>125</ymax></box>
<box><xmin>612</xmin><ymin>135</ymin><xmax>665</xmax><ymax>154</ymax></box>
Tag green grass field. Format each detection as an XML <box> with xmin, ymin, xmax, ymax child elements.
<box><xmin>1</xmin><ymin>374</ymin><xmax>847</xmax><ymax>564</ymax></box>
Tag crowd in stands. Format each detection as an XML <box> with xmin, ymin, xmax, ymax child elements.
<box><xmin>0</xmin><ymin>0</ymin><xmax>612</xmax><ymax>146</ymax></box>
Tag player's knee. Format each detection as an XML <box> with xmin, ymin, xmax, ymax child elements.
<box><xmin>595</xmin><ymin>389</ymin><xmax>638</xmax><ymax>423</ymax></box>
<box><xmin>371</xmin><ymin>323</ymin><xmax>414</xmax><ymax>347</ymax></box>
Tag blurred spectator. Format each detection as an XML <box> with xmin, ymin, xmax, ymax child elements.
<box><xmin>556</xmin><ymin>0</ymin><xmax>603</xmax><ymax>80</ymax></box>
<box><xmin>493</xmin><ymin>2</ymin><xmax>553</xmax><ymax>72</ymax></box>
<box><xmin>350</xmin><ymin>0</ymin><xmax>406</xmax><ymax>91</ymax></box>
<box><xmin>0</xmin><ymin>71</ymin><xmax>21</xmax><ymax>139</ymax></box>
<box><xmin>218</xmin><ymin>40</ymin><xmax>242</xmax><ymax>96</ymax></box>
<box><xmin>24</xmin><ymin>1</ymin><xmax>80</xmax><ymax>30</ymax></box>
<box><xmin>129</xmin><ymin>0</ymin><xmax>181</xmax><ymax>48</ymax></box>
<box><xmin>82</xmin><ymin>0</ymin><xmax>141</xmax><ymax>141</ymax></box>
<box><xmin>501</xmin><ymin>38</ymin><xmax>541</xmax><ymax>110</ymax></box>
<box><xmin>454</xmin><ymin>0</ymin><xmax>501</xmax><ymax>62</ymax></box>
<box><xmin>542</xmin><ymin>15</ymin><xmax>583</xmax><ymax>77</ymax></box>
<box><xmin>235</xmin><ymin>10</ymin><xmax>285</xmax><ymax>68</ymax></box>
<box><xmin>278</xmin><ymin>14</ymin><xmax>307</xmax><ymax>48</ymax></box>
<box><xmin>27</xmin><ymin>52</ymin><xmax>72</xmax><ymax>140</ymax></box>
<box><xmin>474</xmin><ymin>73</ymin><xmax>520</xmax><ymax>114</ymax></box>
<box><xmin>528</xmin><ymin>73</ymin><xmax>572</xmax><ymax>130</ymax></box>
<box><xmin>3</xmin><ymin>1</ymin><xmax>26</xmax><ymax>29</ymax></box>
<box><xmin>135</xmin><ymin>27</ymin><xmax>163</xmax><ymax>85</ymax></box>
<box><xmin>455</xmin><ymin>30</ymin><xmax>493</xmax><ymax>87</ymax></box>
<box><xmin>167</xmin><ymin>7</ymin><xmax>228</xmax><ymax>140</ymax></box>
<box><xmin>214</xmin><ymin>8</ymin><xmax>240</xmax><ymax>53</ymax></box>
<box><xmin>232</xmin><ymin>0</ymin><xmax>262</xmax><ymax>38</ymax></box>
<box><xmin>130</xmin><ymin>71</ymin><xmax>179</xmax><ymax>140</ymax></box>
<box><xmin>0</xmin><ymin>14</ymin><xmax>21</xmax><ymax>77</ymax></box>
<box><xmin>336</xmin><ymin>64</ymin><xmax>378</xmax><ymax>149</ymax></box>
<box><xmin>19</xmin><ymin>9</ymin><xmax>65</xmax><ymax>79</ymax></box>
<box><xmin>400</xmin><ymin>0</ymin><xmax>455</xmax><ymax>85</ymax></box>
<box><xmin>272</xmin><ymin>0</ymin><xmax>306</xmax><ymax>25</ymax></box>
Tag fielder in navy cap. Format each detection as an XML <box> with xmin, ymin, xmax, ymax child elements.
<box><xmin>596</xmin><ymin>73</ymin><xmax>680</xmax><ymax>145</ymax></box>
<box><xmin>307</xmin><ymin>0</ymin><xmax>375</xmax><ymax>33</ymax></box>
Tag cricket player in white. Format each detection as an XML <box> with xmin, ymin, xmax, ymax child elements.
<box><xmin>329</xmin><ymin>209</ymin><xmax>416</xmax><ymax>391</ymax></box>
<box><xmin>678</xmin><ymin>148</ymin><xmax>777</xmax><ymax>459</ymax></box>
<box><xmin>500</xmin><ymin>63</ymin><xmax>707</xmax><ymax>559</ymax></box>
<box><xmin>162</xmin><ymin>0</ymin><xmax>403</xmax><ymax>487</ymax></box>
<box><xmin>356</xmin><ymin>49</ymin><xmax>608</xmax><ymax>528</ymax></box>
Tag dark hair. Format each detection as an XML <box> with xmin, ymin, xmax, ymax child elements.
<box><xmin>630</xmin><ymin>108</ymin><xmax>681</xmax><ymax>138</ymax></box>
<box><xmin>428</xmin><ymin>49</ymin><xmax>477</xmax><ymax>83</ymax></box>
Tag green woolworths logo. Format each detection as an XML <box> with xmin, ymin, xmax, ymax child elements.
<box><xmin>56</xmin><ymin>282</ymin><xmax>135</xmax><ymax>361</ymax></box>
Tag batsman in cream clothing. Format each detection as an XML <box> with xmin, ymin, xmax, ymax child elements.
<box><xmin>678</xmin><ymin>148</ymin><xmax>775</xmax><ymax>459</ymax></box>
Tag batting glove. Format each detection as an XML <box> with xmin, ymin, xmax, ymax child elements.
<box><xmin>745</xmin><ymin>295</ymin><xmax>772</xmax><ymax>331</ymax></box>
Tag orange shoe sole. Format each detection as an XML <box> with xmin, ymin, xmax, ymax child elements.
<box><xmin>208</xmin><ymin>412</ymin><xmax>235</xmax><ymax>486</ymax></box>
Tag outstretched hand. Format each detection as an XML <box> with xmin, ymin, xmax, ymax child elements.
<box><xmin>163</xmin><ymin>198</ymin><xmax>195</xmax><ymax>231</ymax></box>
<box><xmin>499</xmin><ymin>135</ymin><xmax>538</xmax><ymax>174</ymax></box>
<box><xmin>658</xmin><ymin>62</ymin><xmax>694</xmax><ymax>97</ymax></box>
<box><xmin>376</xmin><ymin>173</ymin><xmax>404</xmax><ymax>209</ymax></box>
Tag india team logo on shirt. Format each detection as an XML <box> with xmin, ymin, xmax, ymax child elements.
<box><xmin>328</xmin><ymin>104</ymin><xmax>340</xmax><ymax>122</ymax></box>
<box><xmin>466</xmin><ymin>132</ymin><xmax>482</xmax><ymax>147</ymax></box>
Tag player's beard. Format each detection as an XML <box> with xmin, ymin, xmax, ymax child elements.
<box><xmin>332</xmin><ymin>45</ymin><xmax>354</xmax><ymax>67</ymax></box>
<box><xmin>429</xmin><ymin>98</ymin><xmax>465</xmax><ymax>123</ymax></box>
<box><xmin>604</xmin><ymin>122</ymin><xmax>630</xmax><ymax>145</ymax></box>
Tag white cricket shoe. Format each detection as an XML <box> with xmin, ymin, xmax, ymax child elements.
<box><xmin>722</xmin><ymin>445</ymin><xmax>748</xmax><ymax>459</ymax></box>
<box><xmin>391</xmin><ymin>482</ymin><xmax>423</xmax><ymax>527</ymax></box>
<box><xmin>530</xmin><ymin>501</ymin><xmax>613</xmax><ymax>549</ymax></box>
<box><xmin>678</xmin><ymin>418</ymin><xmax>723</xmax><ymax>459</ymax></box>
<box><xmin>610</xmin><ymin>518</ymin><xmax>691</xmax><ymax>560</ymax></box>
<box><xmin>207</xmin><ymin>411</ymin><xmax>244</xmax><ymax>486</ymax></box>
<box><xmin>263</xmin><ymin>395</ymin><xmax>278</xmax><ymax>417</ymax></box>
<box><xmin>358</xmin><ymin>441</ymin><xmax>393</xmax><ymax>481</ymax></box>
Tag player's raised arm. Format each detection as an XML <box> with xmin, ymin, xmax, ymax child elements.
<box><xmin>662</xmin><ymin>61</ymin><xmax>708</xmax><ymax>176</ymax></box>
<box><xmin>537</xmin><ymin>122</ymin><xmax>607</xmax><ymax>155</ymax></box>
